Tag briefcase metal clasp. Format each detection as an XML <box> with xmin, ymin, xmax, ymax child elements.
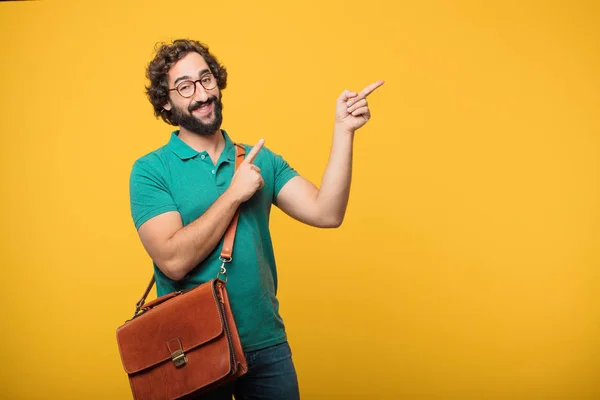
<box><xmin>171</xmin><ymin>349</ymin><xmax>188</xmax><ymax>368</ymax></box>
<box><xmin>167</xmin><ymin>338</ymin><xmax>188</xmax><ymax>368</ymax></box>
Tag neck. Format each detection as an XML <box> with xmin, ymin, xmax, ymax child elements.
<box><xmin>178</xmin><ymin>127</ymin><xmax>225</xmax><ymax>155</ymax></box>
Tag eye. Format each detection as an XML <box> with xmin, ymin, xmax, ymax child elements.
<box><xmin>201</xmin><ymin>75</ymin><xmax>213</xmax><ymax>84</ymax></box>
<box><xmin>178</xmin><ymin>82</ymin><xmax>193</xmax><ymax>91</ymax></box>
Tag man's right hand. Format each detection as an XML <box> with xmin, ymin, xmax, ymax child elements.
<box><xmin>229</xmin><ymin>139</ymin><xmax>265</xmax><ymax>203</ymax></box>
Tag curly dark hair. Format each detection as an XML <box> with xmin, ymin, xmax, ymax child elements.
<box><xmin>145</xmin><ymin>39</ymin><xmax>228</xmax><ymax>126</ymax></box>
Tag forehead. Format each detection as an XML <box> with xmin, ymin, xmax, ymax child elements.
<box><xmin>167</xmin><ymin>52</ymin><xmax>210</xmax><ymax>85</ymax></box>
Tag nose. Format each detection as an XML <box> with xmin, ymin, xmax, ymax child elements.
<box><xmin>192</xmin><ymin>81</ymin><xmax>210</xmax><ymax>102</ymax></box>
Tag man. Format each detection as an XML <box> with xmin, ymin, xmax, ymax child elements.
<box><xmin>129</xmin><ymin>39</ymin><xmax>383</xmax><ymax>399</ymax></box>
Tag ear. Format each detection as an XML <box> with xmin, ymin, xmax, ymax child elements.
<box><xmin>163</xmin><ymin>101</ymin><xmax>172</xmax><ymax>111</ymax></box>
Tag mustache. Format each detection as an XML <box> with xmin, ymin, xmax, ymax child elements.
<box><xmin>189</xmin><ymin>96</ymin><xmax>217</xmax><ymax>113</ymax></box>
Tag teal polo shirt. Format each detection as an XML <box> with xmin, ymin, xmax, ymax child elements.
<box><xmin>129</xmin><ymin>130</ymin><xmax>298</xmax><ymax>351</ymax></box>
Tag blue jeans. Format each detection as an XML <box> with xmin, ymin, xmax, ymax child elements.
<box><xmin>192</xmin><ymin>341</ymin><xmax>300</xmax><ymax>400</ymax></box>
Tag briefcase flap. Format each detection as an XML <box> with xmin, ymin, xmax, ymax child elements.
<box><xmin>117</xmin><ymin>280</ymin><xmax>225</xmax><ymax>374</ymax></box>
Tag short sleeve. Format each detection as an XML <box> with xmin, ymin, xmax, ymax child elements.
<box><xmin>270</xmin><ymin>151</ymin><xmax>299</xmax><ymax>204</ymax></box>
<box><xmin>129</xmin><ymin>158</ymin><xmax>178</xmax><ymax>230</ymax></box>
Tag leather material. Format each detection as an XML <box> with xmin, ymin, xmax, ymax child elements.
<box><xmin>117</xmin><ymin>143</ymin><xmax>249</xmax><ymax>399</ymax></box>
<box><xmin>220</xmin><ymin>144</ymin><xmax>246</xmax><ymax>261</ymax></box>
<box><xmin>117</xmin><ymin>279</ymin><xmax>248</xmax><ymax>399</ymax></box>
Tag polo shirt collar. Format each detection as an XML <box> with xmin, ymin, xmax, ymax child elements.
<box><xmin>222</xmin><ymin>130</ymin><xmax>236</xmax><ymax>162</ymax></box>
<box><xmin>168</xmin><ymin>129</ymin><xmax>236</xmax><ymax>161</ymax></box>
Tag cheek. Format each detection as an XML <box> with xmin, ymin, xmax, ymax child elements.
<box><xmin>173</xmin><ymin>100</ymin><xmax>192</xmax><ymax>114</ymax></box>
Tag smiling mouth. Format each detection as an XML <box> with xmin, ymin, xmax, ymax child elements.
<box><xmin>192</xmin><ymin>101</ymin><xmax>213</xmax><ymax>116</ymax></box>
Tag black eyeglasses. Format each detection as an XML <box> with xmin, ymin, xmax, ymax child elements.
<box><xmin>169</xmin><ymin>73</ymin><xmax>217</xmax><ymax>98</ymax></box>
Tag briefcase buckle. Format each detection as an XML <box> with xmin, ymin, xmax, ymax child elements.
<box><xmin>167</xmin><ymin>338</ymin><xmax>188</xmax><ymax>368</ymax></box>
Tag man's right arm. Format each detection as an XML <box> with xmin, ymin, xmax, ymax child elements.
<box><xmin>136</xmin><ymin>139</ymin><xmax>265</xmax><ymax>281</ymax></box>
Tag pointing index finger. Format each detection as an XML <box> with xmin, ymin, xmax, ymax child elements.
<box><xmin>359</xmin><ymin>80</ymin><xmax>385</xmax><ymax>98</ymax></box>
<box><xmin>243</xmin><ymin>139</ymin><xmax>265</xmax><ymax>164</ymax></box>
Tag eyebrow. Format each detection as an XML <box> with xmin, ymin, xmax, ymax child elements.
<box><xmin>173</xmin><ymin>69</ymin><xmax>212</xmax><ymax>86</ymax></box>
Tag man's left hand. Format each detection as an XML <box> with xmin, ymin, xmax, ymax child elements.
<box><xmin>335</xmin><ymin>80</ymin><xmax>385</xmax><ymax>133</ymax></box>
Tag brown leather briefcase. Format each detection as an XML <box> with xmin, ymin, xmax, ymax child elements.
<box><xmin>116</xmin><ymin>144</ymin><xmax>248</xmax><ymax>399</ymax></box>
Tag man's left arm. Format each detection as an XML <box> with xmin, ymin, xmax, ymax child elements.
<box><xmin>276</xmin><ymin>80</ymin><xmax>384</xmax><ymax>228</ymax></box>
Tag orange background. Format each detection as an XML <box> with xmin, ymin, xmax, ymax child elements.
<box><xmin>0</xmin><ymin>0</ymin><xmax>599</xmax><ymax>398</ymax></box>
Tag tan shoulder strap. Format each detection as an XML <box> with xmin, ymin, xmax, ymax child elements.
<box><xmin>220</xmin><ymin>143</ymin><xmax>245</xmax><ymax>261</ymax></box>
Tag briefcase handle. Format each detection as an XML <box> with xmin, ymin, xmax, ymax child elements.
<box><xmin>132</xmin><ymin>143</ymin><xmax>247</xmax><ymax>318</ymax></box>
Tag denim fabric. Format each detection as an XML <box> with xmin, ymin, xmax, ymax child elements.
<box><xmin>192</xmin><ymin>341</ymin><xmax>300</xmax><ymax>400</ymax></box>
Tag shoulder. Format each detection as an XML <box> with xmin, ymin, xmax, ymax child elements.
<box><xmin>132</xmin><ymin>145</ymin><xmax>170</xmax><ymax>173</ymax></box>
<box><xmin>130</xmin><ymin>145</ymin><xmax>173</xmax><ymax>184</ymax></box>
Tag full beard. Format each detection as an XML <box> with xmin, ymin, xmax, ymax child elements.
<box><xmin>171</xmin><ymin>96</ymin><xmax>224</xmax><ymax>136</ymax></box>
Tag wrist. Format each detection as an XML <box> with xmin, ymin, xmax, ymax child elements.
<box><xmin>333</xmin><ymin>122</ymin><xmax>355</xmax><ymax>137</ymax></box>
<box><xmin>223</xmin><ymin>186</ymin><xmax>244</xmax><ymax>207</ymax></box>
